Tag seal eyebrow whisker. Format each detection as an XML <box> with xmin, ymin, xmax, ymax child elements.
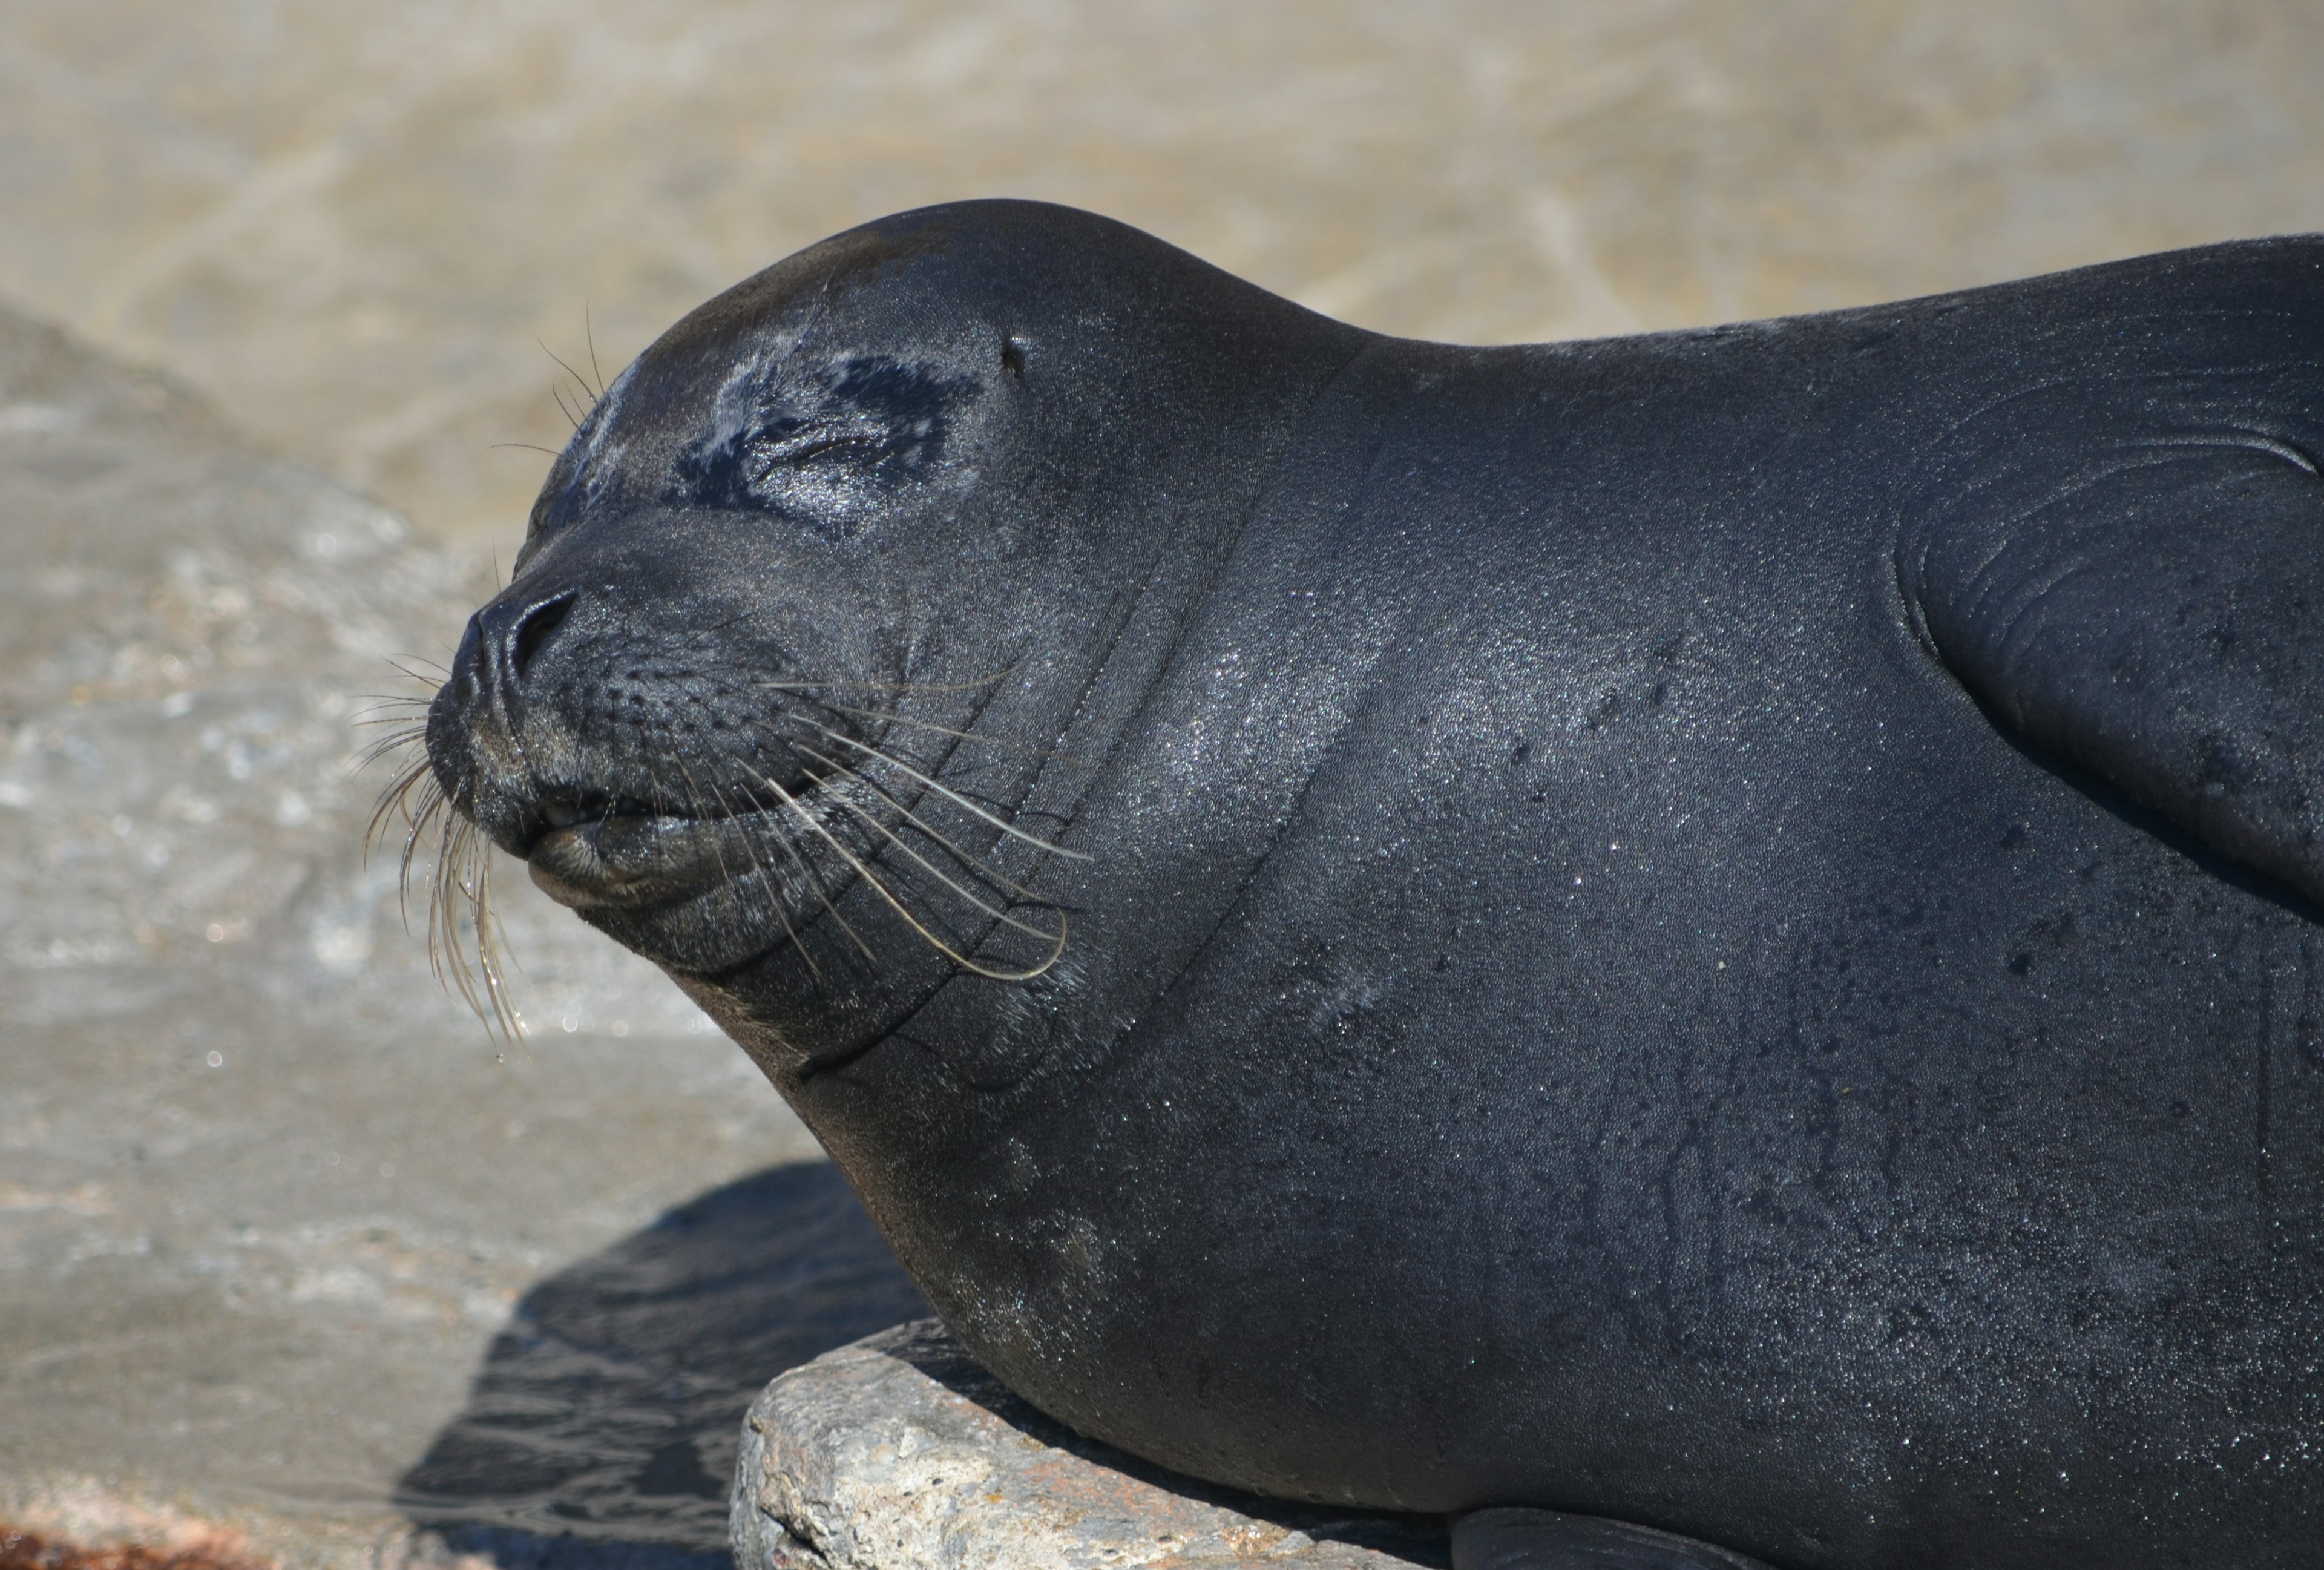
<box><xmin>539</xmin><ymin>337</ymin><xmax>604</xmax><ymax>427</ymax></box>
<box><xmin>584</xmin><ymin>303</ymin><xmax>606</xmax><ymax>401</ymax></box>
<box><xmin>803</xmin><ymin>723</ymin><xmax>1091</xmax><ymax>862</ymax></box>
<box><xmin>746</xmin><ymin>763</ymin><xmax>1066</xmax><ymax>983</ymax></box>
<box><xmin>799</xmin><ymin>763</ymin><xmax>1066</xmax><ymax>951</ymax></box>
<box><xmin>792</xmin><ymin>743</ymin><xmax>1054</xmax><ymax>908</ymax></box>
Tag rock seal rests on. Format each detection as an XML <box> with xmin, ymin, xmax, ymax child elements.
<box><xmin>732</xmin><ymin>1321</ymin><xmax>1449</xmax><ymax>1570</ymax></box>
<box><xmin>422</xmin><ymin>200</ymin><xmax>2324</xmax><ymax>1568</ymax></box>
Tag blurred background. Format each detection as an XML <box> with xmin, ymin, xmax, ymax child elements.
<box><xmin>4</xmin><ymin>2</ymin><xmax>2324</xmax><ymax>1568</ymax></box>
<box><xmin>13</xmin><ymin>0</ymin><xmax>2324</xmax><ymax>549</ymax></box>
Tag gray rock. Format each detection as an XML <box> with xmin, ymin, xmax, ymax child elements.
<box><xmin>733</xmin><ymin>1323</ymin><xmax>1447</xmax><ymax>1570</ymax></box>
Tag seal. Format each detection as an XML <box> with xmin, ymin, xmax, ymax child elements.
<box><xmin>415</xmin><ymin>200</ymin><xmax>2324</xmax><ymax>1569</ymax></box>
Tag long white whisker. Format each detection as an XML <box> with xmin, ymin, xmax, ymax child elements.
<box><xmin>743</xmin><ymin>763</ymin><xmax>1065</xmax><ymax>982</ymax></box>
<box><xmin>730</xmin><ymin>765</ymin><xmax>879</xmax><ymax>964</ymax></box>
<box><xmin>752</xmin><ymin>668</ymin><xmax>1015</xmax><ymax>695</ymax></box>
<box><xmin>820</xmin><ymin>703</ymin><xmax>1089</xmax><ymax>770</ymax></box>
<box><xmin>803</xmin><ymin>723</ymin><xmax>1089</xmax><ymax>862</ymax></box>
<box><xmin>683</xmin><ymin>754</ymin><xmax>821</xmax><ymax>977</ymax></box>
<box><xmin>792</xmin><ymin>743</ymin><xmax>1049</xmax><ymax>904</ymax></box>
<box><xmin>798</xmin><ymin>761</ymin><xmax>1063</xmax><ymax>945</ymax></box>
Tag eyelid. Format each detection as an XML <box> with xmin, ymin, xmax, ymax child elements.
<box><xmin>756</xmin><ymin>429</ymin><xmax>886</xmax><ymax>464</ymax></box>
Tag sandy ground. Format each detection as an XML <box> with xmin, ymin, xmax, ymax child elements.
<box><xmin>5</xmin><ymin>3</ymin><xmax>2324</xmax><ymax>1566</ymax></box>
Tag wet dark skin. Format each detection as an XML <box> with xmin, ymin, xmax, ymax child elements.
<box><xmin>426</xmin><ymin>202</ymin><xmax>2324</xmax><ymax>1569</ymax></box>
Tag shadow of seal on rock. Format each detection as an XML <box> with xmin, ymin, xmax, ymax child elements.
<box><xmin>398</xmin><ymin>1163</ymin><xmax>927</xmax><ymax>1564</ymax></box>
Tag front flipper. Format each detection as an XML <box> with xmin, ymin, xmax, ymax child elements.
<box><xmin>1908</xmin><ymin>425</ymin><xmax>2324</xmax><ymax>908</ymax></box>
<box><xmin>1451</xmin><ymin>1508</ymin><xmax>1773</xmax><ymax>1570</ymax></box>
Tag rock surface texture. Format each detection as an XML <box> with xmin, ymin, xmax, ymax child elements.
<box><xmin>733</xmin><ymin>1324</ymin><xmax>1448</xmax><ymax>1570</ymax></box>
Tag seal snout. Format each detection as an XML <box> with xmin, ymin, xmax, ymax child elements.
<box><xmin>421</xmin><ymin>557</ymin><xmax>894</xmax><ymax>973</ymax></box>
<box><xmin>426</xmin><ymin>583</ymin><xmax>596</xmax><ymax>859</ymax></box>
<box><xmin>465</xmin><ymin>584</ymin><xmax>583</xmax><ymax>719</ymax></box>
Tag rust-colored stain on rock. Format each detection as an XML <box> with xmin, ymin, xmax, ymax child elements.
<box><xmin>0</xmin><ymin>1528</ymin><xmax>271</xmax><ymax>1570</ymax></box>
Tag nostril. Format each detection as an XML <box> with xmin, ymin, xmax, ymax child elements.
<box><xmin>450</xmin><ymin>616</ymin><xmax>485</xmax><ymax>697</ymax></box>
<box><xmin>510</xmin><ymin>592</ymin><xmax>577</xmax><ymax>679</ymax></box>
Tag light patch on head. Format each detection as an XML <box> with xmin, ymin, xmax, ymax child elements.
<box><xmin>671</xmin><ymin>344</ymin><xmax>982</xmax><ymax>533</ymax></box>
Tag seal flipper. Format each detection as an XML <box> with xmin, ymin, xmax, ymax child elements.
<box><xmin>1450</xmin><ymin>1509</ymin><xmax>1774</xmax><ymax>1570</ymax></box>
<box><xmin>1909</xmin><ymin>431</ymin><xmax>2324</xmax><ymax>908</ymax></box>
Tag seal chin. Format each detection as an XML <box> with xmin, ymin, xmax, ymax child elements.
<box><xmin>520</xmin><ymin>794</ymin><xmax>822</xmax><ymax>974</ymax></box>
<box><xmin>525</xmin><ymin>807</ymin><xmax>750</xmax><ymax>910</ymax></box>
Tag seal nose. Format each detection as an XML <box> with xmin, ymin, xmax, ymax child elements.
<box><xmin>507</xmin><ymin>590</ymin><xmax>577</xmax><ymax>680</ymax></box>
<box><xmin>453</xmin><ymin>588</ymin><xmax>580</xmax><ymax>707</ymax></box>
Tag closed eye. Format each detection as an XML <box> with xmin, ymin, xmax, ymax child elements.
<box><xmin>752</xmin><ymin>427</ymin><xmax>888</xmax><ymax>467</ymax></box>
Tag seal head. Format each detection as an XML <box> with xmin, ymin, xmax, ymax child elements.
<box><xmin>425</xmin><ymin>202</ymin><xmax>1364</xmax><ymax>1072</ymax></box>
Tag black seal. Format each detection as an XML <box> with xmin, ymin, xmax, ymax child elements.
<box><xmin>421</xmin><ymin>201</ymin><xmax>2324</xmax><ymax>1569</ymax></box>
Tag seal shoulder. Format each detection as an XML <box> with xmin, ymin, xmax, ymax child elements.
<box><xmin>1900</xmin><ymin>237</ymin><xmax>2324</xmax><ymax>906</ymax></box>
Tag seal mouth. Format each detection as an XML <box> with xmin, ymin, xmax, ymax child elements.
<box><xmin>522</xmin><ymin>776</ymin><xmax>817</xmax><ymax>913</ymax></box>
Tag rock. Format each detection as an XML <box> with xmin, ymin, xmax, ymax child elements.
<box><xmin>732</xmin><ymin>1323</ymin><xmax>1448</xmax><ymax>1570</ymax></box>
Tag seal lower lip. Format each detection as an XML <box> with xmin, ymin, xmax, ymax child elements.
<box><xmin>526</xmin><ymin>801</ymin><xmax>772</xmax><ymax>911</ymax></box>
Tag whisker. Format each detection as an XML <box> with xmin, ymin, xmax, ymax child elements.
<box><xmin>356</xmin><ymin>729</ymin><xmax>429</xmax><ymax>772</ymax></box>
<box><xmin>803</xmin><ymin>723</ymin><xmax>1089</xmax><ymax>861</ymax></box>
<box><xmin>800</xmin><ymin>762</ymin><xmax>1064</xmax><ymax>948</ymax></box>
<box><xmin>714</xmin><ymin>777</ymin><xmax>819</xmax><ymax>977</ymax></box>
<box><xmin>712</xmin><ymin>758</ymin><xmax>878</xmax><ymax>964</ymax></box>
<box><xmin>396</xmin><ymin>784</ymin><xmax>448</xmax><ymax>928</ymax></box>
<box><xmin>677</xmin><ymin>754</ymin><xmax>820</xmax><ymax>977</ymax></box>
<box><xmin>539</xmin><ymin>337</ymin><xmax>600</xmax><ymax>421</ymax></box>
<box><xmin>822</xmin><ymin>702</ymin><xmax>1088</xmax><ymax>770</ymax></box>
<box><xmin>755</xmin><ymin>669</ymin><xmax>1016</xmax><ymax>696</ymax></box>
<box><xmin>585</xmin><ymin>304</ymin><xmax>606</xmax><ymax>401</ymax></box>
<box><xmin>352</xmin><ymin>726</ymin><xmax>425</xmax><ymax>758</ymax></box>
<box><xmin>425</xmin><ymin>810</ymin><xmax>465</xmax><ymax>993</ymax></box>
<box><xmin>430</xmin><ymin>812</ymin><xmax>524</xmax><ymax>1044</ymax></box>
<box><xmin>792</xmin><ymin>743</ymin><xmax>1049</xmax><ymax>905</ymax></box>
<box><xmin>743</xmin><ymin>762</ymin><xmax>1065</xmax><ymax>982</ymax></box>
<box><xmin>363</xmin><ymin>755</ymin><xmax>435</xmax><ymax>863</ymax></box>
<box><xmin>353</xmin><ymin>698</ymin><xmax>430</xmax><ymax>720</ymax></box>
